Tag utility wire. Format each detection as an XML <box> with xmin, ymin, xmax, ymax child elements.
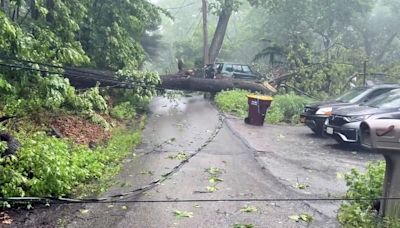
<box><xmin>165</xmin><ymin>2</ymin><xmax>196</xmax><ymax>10</ymax></box>
<box><xmin>1</xmin><ymin>196</ymin><xmax>398</xmax><ymax>205</ymax></box>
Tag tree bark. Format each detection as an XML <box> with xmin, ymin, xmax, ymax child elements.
<box><xmin>46</xmin><ymin>0</ymin><xmax>55</xmax><ymax>22</ymax></box>
<box><xmin>30</xmin><ymin>0</ymin><xmax>39</xmax><ymax>20</ymax></box>
<box><xmin>208</xmin><ymin>0</ymin><xmax>233</xmax><ymax>63</ymax></box>
<box><xmin>160</xmin><ymin>75</ymin><xmax>273</xmax><ymax>94</ymax></box>
<box><xmin>63</xmin><ymin>68</ymin><xmax>275</xmax><ymax>94</ymax></box>
<box><xmin>202</xmin><ymin>0</ymin><xmax>209</xmax><ymax>65</ymax></box>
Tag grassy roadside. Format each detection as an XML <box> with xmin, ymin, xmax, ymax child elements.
<box><xmin>215</xmin><ymin>89</ymin><xmax>312</xmax><ymax>124</ymax></box>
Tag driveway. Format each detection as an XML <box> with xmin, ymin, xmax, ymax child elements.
<box><xmin>8</xmin><ymin>95</ymin><xmax>382</xmax><ymax>228</ymax></box>
<box><xmin>226</xmin><ymin>117</ymin><xmax>382</xmax><ymax>219</ymax></box>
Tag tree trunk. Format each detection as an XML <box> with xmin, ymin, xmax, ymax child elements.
<box><xmin>30</xmin><ymin>0</ymin><xmax>39</xmax><ymax>20</ymax></box>
<box><xmin>0</xmin><ymin>0</ymin><xmax>4</xmax><ymax>9</ymax></box>
<box><xmin>160</xmin><ymin>76</ymin><xmax>273</xmax><ymax>94</ymax></box>
<box><xmin>46</xmin><ymin>0</ymin><xmax>55</xmax><ymax>22</ymax></box>
<box><xmin>208</xmin><ymin>0</ymin><xmax>233</xmax><ymax>63</ymax></box>
<box><xmin>63</xmin><ymin>67</ymin><xmax>275</xmax><ymax>94</ymax></box>
<box><xmin>202</xmin><ymin>0</ymin><xmax>209</xmax><ymax>65</ymax></box>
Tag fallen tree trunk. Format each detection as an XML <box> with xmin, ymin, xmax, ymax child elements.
<box><xmin>160</xmin><ymin>75</ymin><xmax>273</xmax><ymax>94</ymax></box>
<box><xmin>63</xmin><ymin>68</ymin><xmax>275</xmax><ymax>94</ymax></box>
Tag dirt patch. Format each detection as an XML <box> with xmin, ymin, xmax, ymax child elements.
<box><xmin>51</xmin><ymin>116</ymin><xmax>111</xmax><ymax>145</ymax></box>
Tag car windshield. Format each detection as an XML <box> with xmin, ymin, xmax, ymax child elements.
<box><xmin>335</xmin><ymin>87</ymin><xmax>369</xmax><ymax>103</ymax></box>
<box><xmin>365</xmin><ymin>89</ymin><xmax>400</xmax><ymax>108</ymax></box>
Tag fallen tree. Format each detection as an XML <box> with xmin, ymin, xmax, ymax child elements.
<box><xmin>160</xmin><ymin>75</ymin><xmax>274</xmax><ymax>94</ymax></box>
<box><xmin>64</xmin><ymin>68</ymin><xmax>277</xmax><ymax>94</ymax></box>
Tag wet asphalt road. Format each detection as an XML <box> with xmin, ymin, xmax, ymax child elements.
<box><xmin>58</xmin><ymin>94</ymin><xmax>381</xmax><ymax>228</ymax></box>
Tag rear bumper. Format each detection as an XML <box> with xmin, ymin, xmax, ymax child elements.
<box><xmin>324</xmin><ymin>122</ymin><xmax>361</xmax><ymax>143</ymax></box>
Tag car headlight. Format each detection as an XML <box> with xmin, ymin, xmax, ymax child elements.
<box><xmin>316</xmin><ymin>107</ymin><xmax>333</xmax><ymax>116</ymax></box>
<box><xmin>344</xmin><ymin>115</ymin><xmax>371</xmax><ymax>122</ymax></box>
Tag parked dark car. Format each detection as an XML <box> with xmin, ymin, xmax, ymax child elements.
<box><xmin>324</xmin><ymin>88</ymin><xmax>400</xmax><ymax>144</ymax></box>
<box><xmin>204</xmin><ymin>62</ymin><xmax>260</xmax><ymax>80</ymax></box>
<box><xmin>301</xmin><ymin>85</ymin><xmax>400</xmax><ymax>135</ymax></box>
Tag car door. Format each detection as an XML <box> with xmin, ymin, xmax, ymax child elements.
<box><xmin>221</xmin><ymin>64</ymin><xmax>234</xmax><ymax>77</ymax></box>
<box><xmin>232</xmin><ymin>65</ymin><xmax>256</xmax><ymax>80</ymax></box>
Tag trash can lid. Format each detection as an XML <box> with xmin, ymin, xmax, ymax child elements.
<box><xmin>247</xmin><ymin>94</ymin><xmax>273</xmax><ymax>101</ymax></box>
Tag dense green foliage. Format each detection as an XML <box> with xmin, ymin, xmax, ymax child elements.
<box><xmin>0</xmin><ymin>0</ymin><xmax>163</xmax><ymax>199</ymax></box>
<box><xmin>0</xmin><ymin>129</ymin><xmax>141</xmax><ymax>198</ymax></box>
<box><xmin>215</xmin><ymin>89</ymin><xmax>311</xmax><ymax>124</ymax></box>
<box><xmin>267</xmin><ymin>93</ymin><xmax>312</xmax><ymax>124</ymax></box>
<box><xmin>338</xmin><ymin>162</ymin><xmax>387</xmax><ymax>227</ymax></box>
<box><xmin>215</xmin><ymin>89</ymin><xmax>249</xmax><ymax>117</ymax></box>
<box><xmin>110</xmin><ymin>102</ymin><xmax>136</xmax><ymax>120</ymax></box>
<box><xmin>0</xmin><ymin>0</ymin><xmax>163</xmax><ymax>117</ymax></box>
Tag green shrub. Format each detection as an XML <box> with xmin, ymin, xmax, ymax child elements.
<box><xmin>0</xmin><ymin>129</ymin><xmax>141</xmax><ymax>198</ymax></box>
<box><xmin>267</xmin><ymin>93</ymin><xmax>312</xmax><ymax>124</ymax></box>
<box><xmin>337</xmin><ymin>161</ymin><xmax>400</xmax><ymax>227</ymax></box>
<box><xmin>110</xmin><ymin>102</ymin><xmax>137</xmax><ymax>120</ymax></box>
<box><xmin>215</xmin><ymin>89</ymin><xmax>249</xmax><ymax>117</ymax></box>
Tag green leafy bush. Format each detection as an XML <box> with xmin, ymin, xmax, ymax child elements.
<box><xmin>215</xmin><ymin>89</ymin><xmax>249</xmax><ymax>117</ymax></box>
<box><xmin>0</xmin><ymin>130</ymin><xmax>141</xmax><ymax>198</ymax></box>
<box><xmin>111</xmin><ymin>102</ymin><xmax>136</xmax><ymax>120</ymax></box>
<box><xmin>267</xmin><ymin>93</ymin><xmax>312</xmax><ymax>124</ymax></box>
<box><xmin>337</xmin><ymin>161</ymin><xmax>400</xmax><ymax>227</ymax></box>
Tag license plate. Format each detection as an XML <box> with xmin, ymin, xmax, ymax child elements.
<box><xmin>326</xmin><ymin>127</ymin><xmax>334</xmax><ymax>135</ymax></box>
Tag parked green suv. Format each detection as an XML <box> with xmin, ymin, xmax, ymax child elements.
<box><xmin>204</xmin><ymin>62</ymin><xmax>260</xmax><ymax>80</ymax></box>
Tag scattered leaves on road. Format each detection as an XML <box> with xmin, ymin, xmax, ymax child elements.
<box><xmin>204</xmin><ymin>167</ymin><xmax>224</xmax><ymax>193</ymax></box>
<box><xmin>173</xmin><ymin>210</ymin><xmax>193</xmax><ymax>218</ymax></box>
<box><xmin>167</xmin><ymin>152</ymin><xmax>189</xmax><ymax>160</ymax></box>
<box><xmin>206</xmin><ymin>167</ymin><xmax>223</xmax><ymax>175</ymax></box>
<box><xmin>206</xmin><ymin>185</ymin><xmax>219</xmax><ymax>192</ymax></box>
<box><xmin>233</xmin><ymin>223</ymin><xmax>255</xmax><ymax>228</ymax></box>
<box><xmin>193</xmin><ymin>205</ymin><xmax>201</xmax><ymax>208</ymax></box>
<box><xmin>240</xmin><ymin>205</ymin><xmax>258</xmax><ymax>213</ymax></box>
<box><xmin>209</xmin><ymin>176</ymin><xmax>223</xmax><ymax>184</ymax></box>
<box><xmin>293</xmin><ymin>182</ymin><xmax>309</xmax><ymax>190</ymax></box>
<box><xmin>140</xmin><ymin>170</ymin><xmax>154</xmax><ymax>176</ymax></box>
<box><xmin>121</xmin><ymin>205</ymin><xmax>128</xmax><ymax>210</ymax></box>
<box><xmin>289</xmin><ymin>214</ymin><xmax>313</xmax><ymax>223</ymax></box>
